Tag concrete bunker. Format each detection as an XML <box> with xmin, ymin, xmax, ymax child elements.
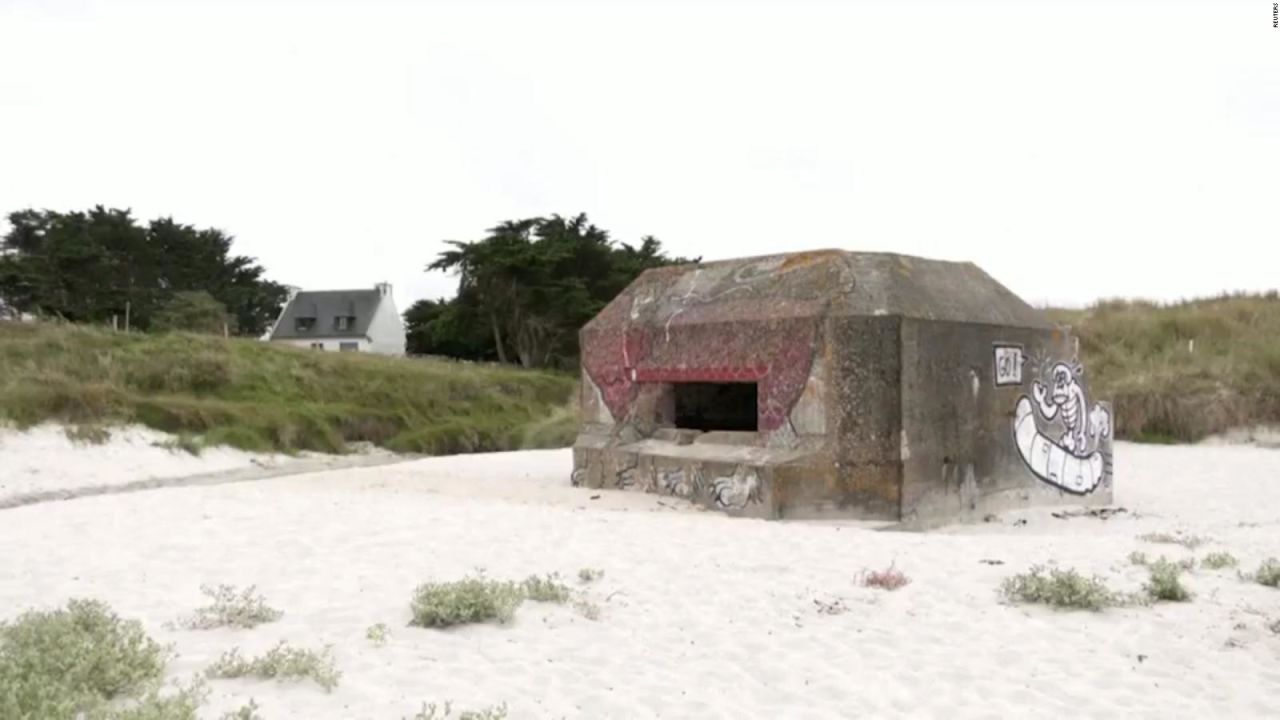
<box><xmin>571</xmin><ymin>250</ymin><xmax>1114</xmax><ymax>525</ymax></box>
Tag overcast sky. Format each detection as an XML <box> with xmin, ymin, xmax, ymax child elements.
<box><xmin>1</xmin><ymin>0</ymin><xmax>1276</xmax><ymax>311</ymax></box>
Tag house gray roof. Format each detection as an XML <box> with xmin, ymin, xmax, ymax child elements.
<box><xmin>270</xmin><ymin>289</ymin><xmax>384</xmax><ymax>340</ymax></box>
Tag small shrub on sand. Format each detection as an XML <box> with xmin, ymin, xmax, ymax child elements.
<box><xmin>1138</xmin><ymin>532</ymin><xmax>1208</xmax><ymax>550</ymax></box>
<box><xmin>1000</xmin><ymin>566</ymin><xmax>1122</xmax><ymax>611</ymax></box>
<box><xmin>521</xmin><ymin>574</ymin><xmax>572</xmax><ymax>603</ymax></box>
<box><xmin>578</xmin><ymin>568</ymin><xmax>605</xmax><ymax>584</ymax></box>
<box><xmin>1250</xmin><ymin>558</ymin><xmax>1280</xmax><ymax>587</ymax></box>
<box><xmin>1129</xmin><ymin>551</ymin><xmax>1150</xmax><ymax>566</ymax></box>
<box><xmin>366</xmin><ymin>623</ymin><xmax>390</xmax><ymax>646</ymax></box>
<box><xmin>206</xmin><ymin>641</ymin><xmax>340</xmax><ymax>692</ymax></box>
<box><xmin>859</xmin><ymin>564</ymin><xmax>911</xmax><ymax>591</ymax></box>
<box><xmin>406</xmin><ymin>701</ymin><xmax>509</xmax><ymax>720</ymax></box>
<box><xmin>1144</xmin><ymin>559</ymin><xmax>1193</xmax><ymax>602</ymax></box>
<box><xmin>108</xmin><ymin>681</ymin><xmax>208</xmax><ymax>720</ymax></box>
<box><xmin>572</xmin><ymin>599</ymin><xmax>602</xmax><ymax>621</ymax></box>
<box><xmin>178</xmin><ymin>584</ymin><xmax>282</xmax><ymax>630</ymax></box>
<box><xmin>0</xmin><ymin>599</ymin><xmax>172</xmax><ymax>719</ymax></box>
<box><xmin>65</xmin><ymin>424</ymin><xmax>112</xmax><ymax>445</ymax></box>
<box><xmin>410</xmin><ymin>577</ymin><xmax>524</xmax><ymax>628</ymax></box>
<box><xmin>1268</xmin><ymin>618</ymin><xmax>1280</xmax><ymax>635</ymax></box>
<box><xmin>219</xmin><ymin>698</ymin><xmax>264</xmax><ymax>720</ymax></box>
<box><xmin>1201</xmin><ymin>552</ymin><xmax>1238</xmax><ymax>570</ymax></box>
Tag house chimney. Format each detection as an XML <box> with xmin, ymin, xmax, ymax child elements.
<box><xmin>375</xmin><ymin>282</ymin><xmax>392</xmax><ymax>297</ymax></box>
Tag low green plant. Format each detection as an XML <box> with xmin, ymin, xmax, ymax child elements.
<box><xmin>406</xmin><ymin>701</ymin><xmax>509</xmax><ymax>720</ymax></box>
<box><xmin>1201</xmin><ymin>552</ymin><xmax>1238</xmax><ymax>570</ymax></box>
<box><xmin>409</xmin><ymin>577</ymin><xmax>524</xmax><ymax>628</ymax></box>
<box><xmin>577</xmin><ymin>568</ymin><xmax>605</xmax><ymax>584</ymax></box>
<box><xmin>521</xmin><ymin>574</ymin><xmax>572</xmax><ymax>603</ymax></box>
<box><xmin>104</xmin><ymin>680</ymin><xmax>208</xmax><ymax>720</ymax></box>
<box><xmin>1000</xmin><ymin>566</ymin><xmax>1122</xmax><ymax>611</ymax></box>
<box><xmin>1251</xmin><ymin>558</ymin><xmax>1280</xmax><ymax>587</ymax></box>
<box><xmin>572</xmin><ymin>599</ymin><xmax>602</xmax><ymax>621</ymax></box>
<box><xmin>366</xmin><ymin>623</ymin><xmax>389</xmax><ymax>646</ymax></box>
<box><xmin>1128</xmin><ymin>551</ymin><xmax>1150</xmax><ymax>566</ymax></box>
<box><xmin>206</xmin><ymin>641</ymin><xmax>340</xmax><ymax>692</ymax></box>
<box><xmin>1144</xmin><ymin>559</ymin><xmax>1193</xmax><ymax>602</ymax></box>
<box><xmin>1138</xmin><ymin>532</ymin><xmax>1208</xmax><ymax>550</ymax></box>
<box><xmin>1268</xmin><ymin>618</ymin><xmax>1280</xmax><ymax>635</ymax></box>
<box><xmin>155</xmin><ymin>434</ymin><xmax>203</xmax><ymax>456</ymax></box>
<box><xmin>65</xmin><ymin>424</ymin><xmax>112</xmax><ymax>445</ymax></box>
<box><xmin>178</xmin><ymin>584</ymin><xmax>283</xmax><ymax>630</ymax></box>
<box><xmin>219</xmin><ymin>698</ymin><xmax>264</xmax><ymax>720</ymax></box>
<box><xmin>0</xmin><ymin>599</ymin><xmax>172</xmax><ymax>719</ymax></box>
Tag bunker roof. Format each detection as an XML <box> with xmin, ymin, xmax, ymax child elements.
<box><xmin>584</xmin><ymin>249</ymin><xmax>1050</xmax><ymax>331</ymax></box>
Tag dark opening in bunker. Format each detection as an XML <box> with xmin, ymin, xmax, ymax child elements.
<box><xmin>672</xmin><ymin>382</ymin><xmax>758</xmax><ymax>432</ymax></box>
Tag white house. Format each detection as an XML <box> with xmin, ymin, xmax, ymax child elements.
<box><xmin>267</xmin><ymin>282</ymin><xmax>406</xmax><ymax>355</ymax></box>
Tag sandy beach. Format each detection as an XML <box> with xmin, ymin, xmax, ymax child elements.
<box><xmin>2</xmin><ymin>433</ymin><xmax>1279</xmax><ymax>719</ymax></box>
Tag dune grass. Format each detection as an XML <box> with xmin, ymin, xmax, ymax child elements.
<box><xmin>1047</xmin><ymin>293</ymin><xmax>1280</xmax><ymax>443</ymax></box>
<box><xmin>0</xmin><ymin>322</ymin><xmax>577</xmax><ymax>454</ymax></box>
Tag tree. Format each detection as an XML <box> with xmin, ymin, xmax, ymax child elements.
<box><xmin>0</xmin><ymin>207</ymin><xmax>287</xmax><ymax>335</ymax></box>
<box><xmin>423</xmin><ymin>213</ymin><xmax>696</xmax><ymax>368</ymax></box>
<box><xmin>151</xmin><ymin>291</ymin><xmax>234</xmax><ymax>335</ymax></box>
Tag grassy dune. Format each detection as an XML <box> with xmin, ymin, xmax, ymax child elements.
<box><xmin>0</xmin><ymin>322</ymin><xmax>577</xmax><ymax>454</ymax></box>
<box><xmin>4</xmin><ymin>293</ymin><xmax>1277</xmax><ymax>452</ymax></box>
<box><xmin>1049</xmin><ymin>293</ymin><xmax>1280</xmax><ymax>443</ymax></box>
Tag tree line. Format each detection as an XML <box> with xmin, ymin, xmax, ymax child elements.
<box><xmin>409</xmin><ymin>213</ymin><xmax>695</xmax><ymax>368</ymax></box>
<box><xmin>0</xmin><ymin>207</ymin><xmax>286</xmax><ymax>336</ymax></box>
<box><xmin>0</xmin><ymin>207</ymin><xmax>693</xmax><ymax>369</ymax></box>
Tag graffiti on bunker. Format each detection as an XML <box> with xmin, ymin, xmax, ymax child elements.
<box><xmin>1012</xmin><ymin>357</ymin><xmax>1113</xmax><ymax>495</ymax></box>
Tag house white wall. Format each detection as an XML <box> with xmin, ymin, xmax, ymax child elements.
<box><xmin>366</xmin><ymin>290</ymin><xmax>406</xmax><ymax>356</ymax></box>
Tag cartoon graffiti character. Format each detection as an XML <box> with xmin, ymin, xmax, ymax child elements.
<box><xmin>1013</xmin><ymin>358</ymin><xmax>1113</xmax><ymax>495</ymax></box>
<box><xmin>1032</xmin><ymin>362</ymin><xmax>1089</xmax><ymax>454</ymax></box>
<box><xmin>710</xmin><ymin>466</ymin><xmax>761</xmax><ymax>510</ymax></box>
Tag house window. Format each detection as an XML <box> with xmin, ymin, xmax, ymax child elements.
<box><xmin>673</xmin><ymin>382</ymin><xmax>758</xmax><ymax>432</ymax></box>
<box><xmin>310</xmin><ymin>342</ymin><xmax>324</xmax><ymax>350</ymax></box>
<box><xmin>334</xmin><ymin>315</ymin><xmax>356</xmax><ymax>331</ymax></box>
<box><xmin>339</xmin><ymin>342</ymin><xmax>359</xmax><ymax>352</ymax></box>
<box><xmin>295</xmin><ymin>317</ymin><xmax>316</xmax><ymax>332</ymax></box>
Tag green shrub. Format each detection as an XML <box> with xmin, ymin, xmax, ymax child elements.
<box><xmin>103</xmin><ymin>681</ymin><xmax>207</xmax><ymax>720</ymax></box>
<box><xmin>0</xmin><ymin>599</ymin><xmax>170</xmax><ymax>719</ymax></box>
<box><xmin>1000</xmin><ymin>566</ymin><xmax>1122</xmax><ymax>611</ymax></box>
<box><xmin>1201</xmin><ymin>552</ymin><xmax>1238</xmax><ymax>570</ymax></box>
<box><xmin>577</xmin><ymin>568</ymin><xmax>605</xmax><ymax>584</ymax></box>
<box><xmin>206</xmin><ymin>642</ymin><xmax>340</xmax><ymax>692</ymax></box>
<box><xmin>366</xmin><ymin>623</ymin><xmax>389</xmax><ymax>646</ymax></box>
<box><xmin>177</xmin><ymin>585</ymin><xmax>282</xmax><ymax>630</ymax></box>
<box><xmin>1144</xmin><ymin>559</ymin><xmax>1193</xmax><ymax>602</ymax></box>
<box><xmin>521</xmin><ymin>574</ymin><xmax>571</xmax><ymax>603</ymax></box>
<box><xmin>65</xmin><ymin>424</ymin><xmax>112</xmax><ymax>445</ymax></box>
<box><xmin>409</xmin><ymin>577</ymin><xmax>524</xmax><ymax>628</ymax></box>
<box><xmin>1128</xmin><ymin>551</ymin><xmax>1150</xmax><ymax>566</ymax></box>
<box><xmin>1252</xmin><ymin>558</ymin><xmax>1280</xmax><ymax>587</ymax></box>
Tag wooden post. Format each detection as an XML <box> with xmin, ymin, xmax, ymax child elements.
<box><xmin>112</xmin><ymin>315</ymin><xmax>118</xmax><ymax>332</ymax></box>
<box><xmin>124</xmin><ymin>302</ymin><xmax>131</xmax><ymax>333</ymax></box>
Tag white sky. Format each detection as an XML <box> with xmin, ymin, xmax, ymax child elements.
<box><xmin>1</xmin><ymin>0</ymin><xmax>1276</xmax><ymax>311</ymax></box>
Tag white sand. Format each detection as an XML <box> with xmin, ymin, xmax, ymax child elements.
<box><xmin>0</xmin><ymin>424</ymin><xmax>294</xmax><ymax>502</ymax></box>
<box><xmin>2</xmin><ymin>439</ymin><xmax>1280</xmax><ymax>718</ymax></box>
